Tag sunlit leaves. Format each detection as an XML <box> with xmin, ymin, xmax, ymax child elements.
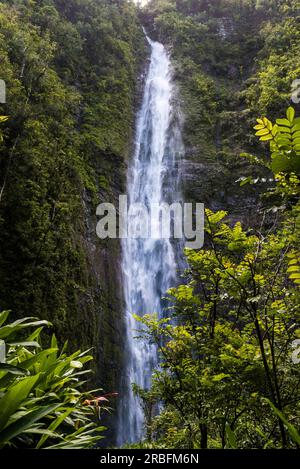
<box><xmin>0</xmin><ymin>312</ymin><xmax>106</xmax><ymax>449</ymax></box>
<box><xmin>135</xmin><ymin>191</ymin><xmax>300</xmax><ymax>448</ymax></box>
<box><xmin>287</xmin><ymin>106</ymin><xmax>295</xmax><ymax>124</ymax></box>
<box><xmin>287</xmin><ymin>250</ymin><xmax>300</xmax><ymax>285</ymax></box>
<box><xmin>0</xmin><ymin>115</ymin><xmax>8</xmax><ymax>143</ymax></box>
<box><xmin>254</xmin><ymin>116</ymin><xmax>277</xmax><ymax>141</ymax></box>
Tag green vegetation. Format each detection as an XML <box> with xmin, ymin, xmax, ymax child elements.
<box><xmin>142</xmin><ymin>0</ymin><xmax>300</xmax><ymax>218</ymax></box>
<box><xmin>0</xmin><ymin>311</ymin><xmax>107</xmax><ymax>448</ymax></box>
<box><xmin>0</xmin><ymin>1</ymin><xmax>146</xmax><ymax>390</ymax></box>
<box><xmin>132</xmin><ymin>107</ymin><xmax>300</xmax><ymax>449</ymax></box>
<box><xmin>0</xmin><ymin>0</ymin><xmax>299</xmax><ymax>449</ymax></box>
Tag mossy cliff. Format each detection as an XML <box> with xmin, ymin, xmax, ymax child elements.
<box><xmin>141</xmin><ymin>0</ymin><xmax>300</xmax><ymax>225</ymax></box>
<box><xmin>0</xmin><ymin>0</ymin><xmax>147</xmax><ymax>401</ymax></box>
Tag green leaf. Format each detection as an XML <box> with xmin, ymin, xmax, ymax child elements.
<box><xmin>265</xmin><ymin>399</ymin><xmax>300</xmax><ymax>445</ymax></box>
<box><xmin>263</xmin><ymin>117</ymin><xmax>272</xmax><ymax>130</ymax></box>
<box><xmin>19</xmin><ymin>348</ymin><xmax>58</xmax><ymax>371</ymax></box>
<box><xmin>0</xmin><ymin>319</ymin><xmax>51</xmax><ymax>340</ymax></box>
<box><xmin>0</xmin><ymin>363</ymin><xmax>30</xmax><ymax>376</ymax></box>
<box><xmin>278</xmin><ymin>126</ymin><xmax>291</xmax><ymax>134</ymax></box>
<box><xmin>7</xmin><ymin>341</ymin><xmax>41</xmax><ymax>348</ymax></box>
<box><xmin>255</xmin><ymin>129</ymin><xmax>270</xmax><ymax>136</ymax></box>
<box><xmin>293</xmin><ymin>129</ymin><xmax>300</xmax><ymax>138</ymax></box>
<box><xmin>289</xmin><ymin>273</ymin><xmax>300</xmax><ymax>279</ymax></box>
<box><xmin>271</xmin><ymin>124</ymin><xmax>279</xmax><ymax>136</ymax></box>
<box><xmin>225</xmin><ymin>423</ymin><xmax>237</xmax><ymax>449</ymax></box>
<box><xmin>277</xmin><ymin>136</ymin><xmax>292</xmax><ymax>144</ymax></box>
<box><xmin>287</xmin><ymin>107</ymin><xmax>295</xmax><ymax>123</ymax></box>
<box><xmin>0</xmin><ymin>374</ymin><xmax>40</xmax><ymax>431</ymax></box>
<box><xmin>260</xmin><ymin>134</ymin><xmax>273</xmax><ymax>141</ymax></box>
<box><xmin>292</xmin><ymin>123</ymin><xmax>300</xmax><ymax>133</ymax></box>
<box><xmin>212</xmin><ymin>373</ymin><xmax>230</xmax><ymax>382</ymax></box>
<box><xmin>36</xmin><ymin>407</ymin><xmax>73</xmax><ymax>449</ymax></box>
<box><xmin>0</xmin><ymin>404</ymin><xmax>61</xmax><ymax>445</ymax></box>
<box><xmin>0</xmin><ymin>311</ymin><xmax>10</xmax><ymax>328</ymax></box>
<box><xmin>239</xmin><ymin>176</ymin><xmax>253</xmax><ymax>186</ymax></box>
<box><xmin>276</xmin><ymin>118</ymin><xmax>291</xmax><ymax>127</ymax></box>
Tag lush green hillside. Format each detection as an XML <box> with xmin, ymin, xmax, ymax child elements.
<box><xmin>0</xmin><ymin>0</ymin><xmax>146</xmax><ymax>395</ymax></box>
<box><xmin>142</xmin><ymin>0</ymin><xmax>300</xmax><ymax>221</ymax></box>
<box><xmin>0</xmin><ymin>0</ymin><xmax>299</xmax><ymax>450</ymax></box>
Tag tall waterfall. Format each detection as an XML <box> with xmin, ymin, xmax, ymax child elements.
<box><xmin>118</xmin><ymin>36</ymin><xmax>184</xmax><ymax>446</ymax></box>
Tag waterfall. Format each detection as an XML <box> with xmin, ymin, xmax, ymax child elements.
<box><xmin>118</xmin><ymin>36</ymin><xmax>184</xmax><ymax>446</ymax></box>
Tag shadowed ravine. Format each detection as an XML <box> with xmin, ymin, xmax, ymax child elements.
<box><xmin>117</xmin><ymin>36</ymin><xmax>185</xmax><ymax>446</ymax></box>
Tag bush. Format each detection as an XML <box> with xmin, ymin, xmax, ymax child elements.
<box><xmin>0</xmin><ymin>311</ymin><xmax>106</xmax><ymax>448</ymax></box>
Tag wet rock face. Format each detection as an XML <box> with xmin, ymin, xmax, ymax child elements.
<box><xmin>182</xmin><ymin>142</ymin><xmax>266</xmax><ymax>230</ymax></box>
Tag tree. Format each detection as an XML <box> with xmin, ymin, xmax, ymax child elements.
<box><xmin>133</xmin><ymin>107</ymin><xmax>300</xmax><ymax>449</ymax></box>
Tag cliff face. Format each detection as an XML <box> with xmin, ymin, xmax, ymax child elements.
<box><xmin>141</xmin><ymin>0</ymin><xmax>300</xmax><ymax>227</ymax></box>
<box><xmin>0</xmin><ymin>0</ymin><xmax>147</xmax><ymax>401</ymax></box>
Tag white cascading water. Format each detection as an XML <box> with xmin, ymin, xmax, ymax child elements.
<box><xmin>118</xmin><ymin>36</ymin><xmax>184</xmax><ymax>446</ymax></box>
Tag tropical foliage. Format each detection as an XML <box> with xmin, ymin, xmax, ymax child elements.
<box><xmin>0</xmin><ymin>311</ymin><xmax>107</xmax><ymax>448</ymax></box>
<box><xmin>0</xmin><ymin>0</ymin><xmax>146</xmax><ymax>395</ymax></box>
<box><xmin>133</xmin><ymin>107</ymin><xmax>300</xmax><ymax>449</ymax></box>
<box><xmin>0</xmin><ymin>0</ymin><xmax>299</xmax><ymax>450</ymax></box>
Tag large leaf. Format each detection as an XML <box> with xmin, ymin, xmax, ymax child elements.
<box><xmin>36</xmin><ymin>407</ymin><xmax>73</xmax><ymax>448</ymax></box>
<box><xmin>0</xmin><ymin>319</ymin><xmax>51</xmax><ymax>340</ymax></box>
<box><xmin>18</xmin><ymin>348</ymin><xmax>58</xmax><ymax>372</ymax></box>
<box><xmin>0</xmin><ymin>363</ymin><xmax>30</xmax><ymax>376</ymax></box>
<box><xmin>7</xmin><ymin>341</ymin><xmax>41</xmax><ymax>348</ymax></box>
<box><xmin>271</xmin><ymin>154</ymin><xmax>300</xmax><ymax>174</ymax></box>
<box><xmin>0</xmin><ymin>403</ymin><xmax>61</xmax><ymax>446</ymax></box>
<box><xmin>0</xmin><ymin>311</ymin><xmax>10</xmax><ymax>328</ymax></box>
<box><xmin>276</xmin><ymin>118</ymin><xmax>291</xmax><ymax>127</ymax></box>
<box><xmin>0</xmin><ymin>314</ymin><xmax>103</xmax><ymax>448</ymax></box>
<box><xmin>225</xmin><ymin>423</ymin><xmax>237</xmax><ymax>449</ymax></box>
<box><xmin>265</xmin><ymin>399</ymin><xmax>300</xmax><ymax>445</ymax></box>
<box><xmin>0</xmin><ymin>374</ymin><xmax>40</xmax><ymax>431</ymax></box>
<box><xmin>287</xmin><ymin>106</ymin><xmax>295</xmax><ymax>123</ymax></box>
